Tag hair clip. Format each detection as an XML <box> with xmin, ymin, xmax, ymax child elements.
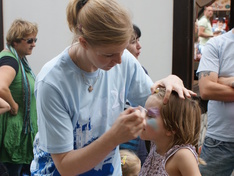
<box><xmin>154</xmin><ymin>88</ymin><xmax>160</xmax><ymax>94</ymax></box>
<box><xmin>121</xmin><ymin>156</ymin><xmax>127</xmax><ymax>166</ymax></box>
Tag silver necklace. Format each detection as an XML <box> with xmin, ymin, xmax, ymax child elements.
<box><xmin>81</xmin><ymin>70</ymin><xmax>100</xmax><ymax>92</ymax></box>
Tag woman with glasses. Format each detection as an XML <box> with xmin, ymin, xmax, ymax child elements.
<box><xmin>0</xmin><ymin>19</ymin><xmax>38</xmax><ymax>176</ymax></box>
<box><xmin>30</xmin><ymin>0</ymin><xmax>195</xmax><ymax>175</ymax></box>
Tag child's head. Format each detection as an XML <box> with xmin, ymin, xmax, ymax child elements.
<box><xmin>141</xmin><ymin>88</ymin><xmax>201</xmax><ymax>151</ymax></box>
<box><xmin>120</xmin><ymin>149</ymin><xmax>141</xmax><ymax>176</ymax></box>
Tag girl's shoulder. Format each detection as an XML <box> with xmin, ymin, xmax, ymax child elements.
<box><xmin>165</xmin><ymin>144</ymin><xmax>197</xmax><ymax>160</ymax></box>
<box><xmin>165</xmin><ymin>145</ymin><xmax>200</xmax><ymax>176</ymax></box>
<box><xmin>171</xmin><ymin>147</ymin><xmax>197</xmax><ymax>161</ymax></box>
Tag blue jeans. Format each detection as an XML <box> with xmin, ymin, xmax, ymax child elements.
<box><xmin>199</xmin><ymin>137</ymin><xmax>234</xmax><ymax>176</ymax></box>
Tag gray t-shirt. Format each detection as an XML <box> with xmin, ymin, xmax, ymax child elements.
<box><xmin>197</xmin><ymin>29</ymin><xmax>234</xmax><ymax>142</ymax></box>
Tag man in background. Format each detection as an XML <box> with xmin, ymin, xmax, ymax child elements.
<box><xmin>198</xmin><ymin>6</ymin><xmax>214</xmax><ymax>54</ymax></box>
<box><xmin>197</xmin><ymin>28</ymin><xmax>234</xmax><ymax>175</ymax></box>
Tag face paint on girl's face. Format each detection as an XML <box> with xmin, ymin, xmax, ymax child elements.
<box><xmin>147</xmin><ymin>108</ymin><xmax>160</xmax><ymax>117</ymax></box>
<box><xmin>147</xmin><ymin>119</ymin><xmax>158</xmax><ymax>130</ymax></box>
<box><xmin>146</xmin><ymin>108</ymin><xmax>160</xmax><ymax>130</ymax></box>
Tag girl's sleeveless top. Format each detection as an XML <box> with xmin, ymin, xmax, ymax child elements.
<box><xmin>139</xmin><ymin>142</ymin><xmax>198</xmax><ymax>176</ymax></box>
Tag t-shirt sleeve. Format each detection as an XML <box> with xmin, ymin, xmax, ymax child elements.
<box><xmin>0</xmin><ymin>56</ymin><xmax>19</xmax><ymax>74</ymax></box>
<box><xmin>198</xmin><ymin>18</ymin><xmax>207</xmax><ymax>28</ymax></box>
<box><xmin>124</xmin><ymin>51</ymin><xmax>153</xmax><ymax>107</ymax></box>
<box><xmin>35</xmin><ymin>81</ymin><xmax>74</xmax><ymax>154</ymax></box>
<box><xmin>197</xmin><ymin>38</ymin><xmax>220</xmax><ymax>74</ymax></box>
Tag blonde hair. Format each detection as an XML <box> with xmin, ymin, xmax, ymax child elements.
<box><xmin>66</xmin><ymin>0</ymin><xmax>133</xmax><ymax>46</ymax></box>
<box><xmin>120</xmin><ymin>149</ymin><xmax>141</xmax><ymax>176</ymax></box>
<box><xmin>153</xmin><ymin>88</ymin><xmax>201</xmax><ymax>153</ymax></box>
<box><xmin>6</xmin><ymin>19</ymin><xmax>38</xmax><ymax>47</ymax></box>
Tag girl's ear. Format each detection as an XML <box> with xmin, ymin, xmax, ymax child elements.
<box><xmin>165</xmin><ymin>130</ymin><xmax>175</xmax><ymax>137</ymax></box>
<box><xmin>78</xmin><ymin>37</ymin><xmax>88</xmax><ymax>50</ymax></box>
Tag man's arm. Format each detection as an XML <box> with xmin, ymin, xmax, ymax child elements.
<box><xmin>198</xmin><ymin>71</ymin><xmax>234</xmax><ymax>101</ymax></box>
<box><xmin>198</xmin><ymin>26</ymin><xmax>213</xmax><ymax>38</ymax></box>
<box><xmin>218</xmin><ymin>77</ymin><xmax>234</xmax><ymax>88</ymax></box>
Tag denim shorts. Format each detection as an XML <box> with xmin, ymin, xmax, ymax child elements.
<box><xmin>199</xmin><ymin>136</ymin><xmax>234</xmax><ymax>176</ymax></box>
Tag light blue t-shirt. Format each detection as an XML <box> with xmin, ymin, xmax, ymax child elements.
<box><xmin>30</xmin><ymin>47</ymin><xmax>153</xmax><ymax>175</ymax></box>
<box><xmin>197</xmin><ymin>29</ymin><xmax>234</xmax><ymax>142</ymax></box>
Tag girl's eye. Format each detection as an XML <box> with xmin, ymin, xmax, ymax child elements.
<box><xmin>105</xmin><ymin>55</ymin><xmax>113</xmax><ymax>58</ymax></box>
<box><xmin>146</xmin><ymin>114</ymin><xmax>154</xmax><ymax>119</ymax></box>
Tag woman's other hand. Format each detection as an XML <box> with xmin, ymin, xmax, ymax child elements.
<box><xmin>151</xmin><ymin>75</ymin><xmax>196</xmax><ymax>104</ymax></box>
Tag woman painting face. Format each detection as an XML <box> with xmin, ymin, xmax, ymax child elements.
<box><xmin>85</xmin><ymin>41</ymin><xmax>129</xmax><ymax>71</ymax></box>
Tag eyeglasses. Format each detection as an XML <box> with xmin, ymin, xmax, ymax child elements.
<box><xmin>22</xmin><ymin>38</ymin><xmax>37</xmax><ymax>44</ymax></box>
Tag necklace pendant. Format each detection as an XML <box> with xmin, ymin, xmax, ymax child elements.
<box><xmin>88</xmin><ymin>86</ymin><xmax>93</xmax><ymax>92</ymax></box>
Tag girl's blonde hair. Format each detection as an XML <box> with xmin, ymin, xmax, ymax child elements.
<box><xmin>6</xmin><ymin>19</ymin><xmax>38</xmax><ymax>47</ymax></box>
<box><xmin>120</xmin><ymin>149</ymin><xmax>141</xmax><ymax>176</ymax></box>
<box><xmin>154</xmin><ymin>88</ymin><xmax>201</xmax><ymax>152</ymax></box>
<box><xmin>66</xmin><ymin>0</ymin><xmax>133</xmax><ymax>46</ymax></box>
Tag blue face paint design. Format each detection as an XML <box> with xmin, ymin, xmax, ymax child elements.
<box><xmin>146</xmin><ymin>107</ymin><xmax>160</xmax><ymax>130</ymax></box>
<box><xmin>147</xmin><ymin>118</ymin><xmax>158</xmax><ymax>130</ymax></box>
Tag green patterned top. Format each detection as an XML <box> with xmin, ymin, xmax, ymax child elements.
<box><xmin>0</xmin><ymin>51</ymin><xmax>38</xmax><ymax>164</ymax></box>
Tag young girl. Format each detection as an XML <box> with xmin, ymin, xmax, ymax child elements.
<box><xmin>139</xmin><ymin>88</ymin><xmax>202</xmax><ymax>176</ymax></box>
<box><xmin>0</xmin><ymin>98</ymin><xmax>10</xmax><ymax>115</ymax></box>
<box><xmin>120</xmin><ymin>149</ymin><xmax>141</xmax><ymax>176</ymax></box>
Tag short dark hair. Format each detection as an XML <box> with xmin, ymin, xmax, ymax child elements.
<box><xmin>133</xmin><ymin>24</ymin><xmax>141</xmax><ymax>39</ymax></box>
<box><xmin>218</xmin><ymin>17</ymin><xmax>225</xmax><ymax>23</ymax></box>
